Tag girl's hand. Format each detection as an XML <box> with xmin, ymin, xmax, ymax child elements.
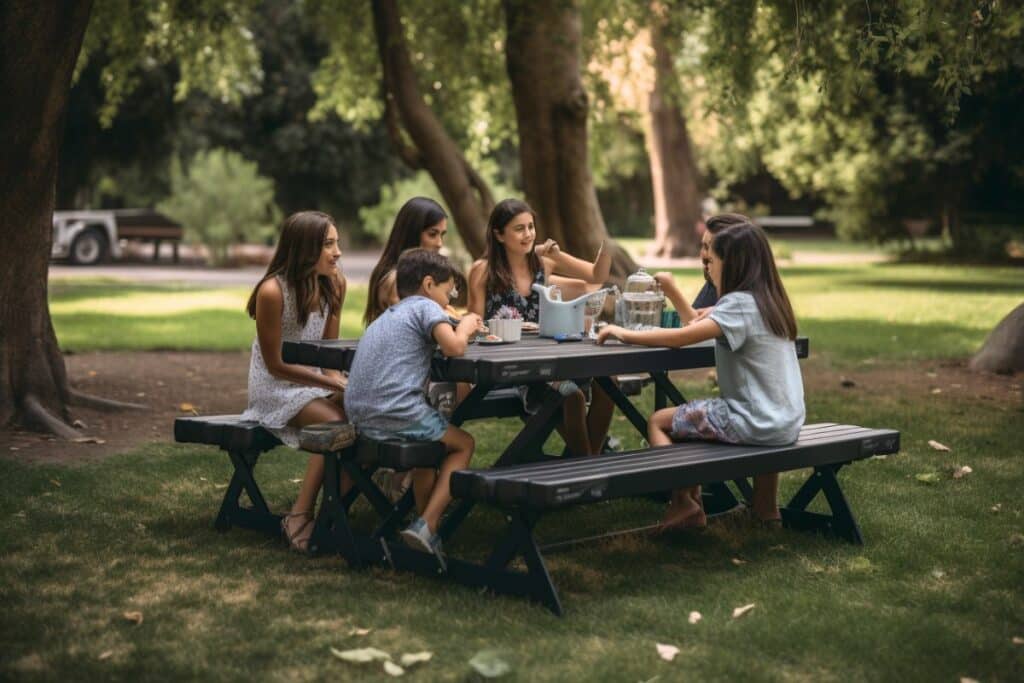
<box><xmin>691</xmin><ymin>306</ymin><xmax>714</xmax><ymax>323</ymax></box>
<box><xmin>534</xmin><ymin>239</ymin><xmax>560</xmax><ymax>258</ymax></box>
<box><xmin>596</xmin><ymin>324</ymin><xmax>624</xmax><ymax>345</ymax></box>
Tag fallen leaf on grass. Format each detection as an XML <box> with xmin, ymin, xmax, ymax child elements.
<box><xmin>656</xmin><ymin>643</ymin><xmax>679</xmax><ymax>661</ymax></box>
<box><xmin>122</xmin><ymin>611</ymin><xmax>143</xmax><ymax>625</ymax></box>
<box><xmin>991</xmin><ymin>504</ymin><xmax>1002</xmax><ymax>512</ymax></box>
<box><xmin>688</xmin><ymin>611</ymin><xmax>702</xmax><ymax>624</ymax></box>
<box><xmin>960</xmin><ymin>678</ymin><xmax>979</xmax><ymax>683</ymax></box>
<box><xmin>98</xmin><ymin>650</ymin><xmax>114</xmax><ymax>661</ymax></box>
<box><xmin>348</xmin><ymin>627</ymin><xmax>371</xmax><ymax>637</ymax></box>
<box><xmin>732</xmin><ymin>603</ymin><xmax>756</xmax><ymax>619</ymax></box>
<box><xmin>847</xmin><ymin>557</ymin><xmax>874</xmax><ymax>572</ymax></box>
<box><xmin>383</xmin><ymin>661</ymin><xmax>405</xmax><ymax>676</ymax></box>
<box><xmin>400</xmin><ymin>652</ymin><xmax>433</xmax><ymax>666</ymax></box>
<box><xmin>1012</xmin><ymin>636</ymin><xmax>1023</xmax><ymax>645</ymax></box>
<box><xmin>915</xmin><ymin>472</ymin><xmax>941</xmax><ymax>484</ymax></box>
<box><xmin>730</xmin><ymin>557</ymin><xmax>747</xmax><ymax>566</ymax></box>
<box><xmin>1009</xmin><ymin>533</ymin><xmax>1024</xmax><ymax>547</ymax></box>
<box><xmin>290</xmin><ymin>478</ymin><xmax>303</xmax><ymax>484</ymax></box>
<box><xmin>928</xmin><ymin>440</ymin><xmax>950</xmax><ymax>452</ymax></box>
<box><xmin>72</xmin><ymin>419</ymin><xmax>87</xmax><ymax>429</ymax></box>
<box><xmin>869</xmin><ymin>454</ymin><xmax>888</xmax><ymax>461</ymax></box>
<box><xmin>468</xmin><ymin>650</ymin><xmax>510</xmax><ymax>678</ymax></box>
<box><xmin>931</xmin><ymin>568</ymin><xmax>946</xmax><ymax>579</ymax></box>
<box><xmin>179</xmin><ymin>402</ymin><xmax>195</xmax><ymax>412</ymax></box>
<box><xmin>330</xmin><ymin>646</ymin><xmax>391</xmax><ymax>663</ymax></box>
<box><xmin>952</xmin><ymin>465</ymin><xmax>973</xmax><ymax>479</ymax></box>
<box><xmin>931</xmin><ymin>388</ymin><xmax>942</xmax><ymax>394</ymax></box>
<box><xmin>71</xmin><ymin>436</ymin><xmax>106</xmax><ymax>444</ymax></box>
<box><xmin>49</xmin><ymin>479</ymin><xmax>61</xmax><ymax>488</ymax></box>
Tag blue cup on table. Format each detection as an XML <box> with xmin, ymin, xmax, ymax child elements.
<box><xmin>661</xmin><ymin>310</ymin><xmax>681</xmax><ymax>328</ymax></box>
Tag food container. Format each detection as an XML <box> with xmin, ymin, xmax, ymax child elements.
<box><xmin>532</xmin><ymin>283</ymin><xmax>589</xmax><ymax>337</ymax></box>
<box><xmin>615</xmin><ymin>267</ymin><xmax>664</xmax><ymax>329</ymax></box>
<box><xmin>487</xmin><ymin>318</ymin><xmax>523</xmax><ymax>342</ymax></box>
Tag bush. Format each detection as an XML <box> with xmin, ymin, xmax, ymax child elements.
<box><xmin>159</xmin><ymin>148</ymin><xmax>280</xmax><ymax>265</ymax></box>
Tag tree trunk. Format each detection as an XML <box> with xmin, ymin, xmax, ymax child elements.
<box><xmin>969</xmin><ymin>303</ymin><xmax>1024</xmax><ymax>374</ymax></box>
<box><xmin>371</xmin><ymin>0</ymin><xmax>491</xmax><ymax>258</ymax></box>
<box><xmin>503</xmin><ymin>0</ymin><xmax>637</xmax><ymax>280</ymax></box>
<box><xmin>646</xmin><ymin>16</ymin><xmax>701</xmax><ymax>258</ymax></box>
<box><xmin>0</xmin><ymin>1</ymin><xmax>94</xmax><ymax>430</ymax></box>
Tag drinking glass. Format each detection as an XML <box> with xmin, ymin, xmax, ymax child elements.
<box><xmin>584</xmin><ymin>290</ymin><xmax>608</xmax><ymax>339</ymax></box>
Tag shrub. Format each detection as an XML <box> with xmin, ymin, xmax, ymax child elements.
<box><xmin>159</xmin><ymin>148</ymin><xmax>280</xmax><ymax>265</ymax></box>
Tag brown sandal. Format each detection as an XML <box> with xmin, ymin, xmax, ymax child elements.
<box><xmin>281</xmin><ymin>511</ymin><xmax>314</xmax><ymax>552</ymax></box>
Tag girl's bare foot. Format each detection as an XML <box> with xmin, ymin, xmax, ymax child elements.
<box><xmin>658</xmin><ymin>498</ymin><xmax>707</xmax><ymax>532</ymax></box>
<box><xmin>282</xmin><ymin>510</ymin><xmax>314</xmax><ymax>552</ymax></box>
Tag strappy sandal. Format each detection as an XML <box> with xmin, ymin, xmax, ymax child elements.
<box><xmin>281</xmin><ymin>511</ymin><xmax>314</xmax><ymax>552</ymax></box>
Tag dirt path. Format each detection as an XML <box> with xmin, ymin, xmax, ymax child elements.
<box><xmin>1</xmin><ymin>351</ymin><xmax>1019</xmax><ymax>465</ymax></box>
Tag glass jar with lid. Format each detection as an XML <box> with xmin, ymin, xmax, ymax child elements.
<box><xmin>616</xmin><ymin>267</ymin><xmax>665</xmax><ymax>329</ymax></box>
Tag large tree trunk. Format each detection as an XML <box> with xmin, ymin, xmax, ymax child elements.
<box><xmin>646</xmin><ymin>14</ymin><xmax>701</xmax><ymax>258</ymax></box>
<box><xmin>371</xmin><ymin>0</ymin><xmax>491</xmax><ymax>258</ymax></box>
<box><xmin>1</xmin><ymin>2</ymin><xmax>94</xmax><ymax>432</ymax></box>
<box><xmin>503</xmin><ymin>0</ymin><xmax>637</xmax><ymax>280</ymax></box>
<box><xmin>969</xmin><ymin>303</ymin><xmax>1024</xmax><ymax>374</ymax></box>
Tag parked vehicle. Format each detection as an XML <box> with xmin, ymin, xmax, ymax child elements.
<box><xmin>51</xmin><ymin>209</ymin><xmax>183</xmax><ymax>265</ymax></box>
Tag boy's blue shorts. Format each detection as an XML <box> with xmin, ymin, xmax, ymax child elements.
<box><xmin>360</xmin><ymin>410</ymin><xmax>448</xmax><ymax>443</ymax></box>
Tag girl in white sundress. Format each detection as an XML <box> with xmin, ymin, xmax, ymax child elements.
<box><xmin>243</xmin><ymin>210</ymin><xmax>349</xmax><ymax>551</ymax></box>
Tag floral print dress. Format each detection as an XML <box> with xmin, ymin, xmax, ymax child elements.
<box><xmin>484</xmin><ymin>267</ymin><xmax>545</xmax><ymax>322</ymax></box>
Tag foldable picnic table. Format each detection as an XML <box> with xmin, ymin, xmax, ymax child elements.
<box><xmin>282</xmin><ymin>334</ymin><xmax>810</xmax><ymax>520</ymax></box>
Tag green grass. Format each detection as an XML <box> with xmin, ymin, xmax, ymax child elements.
<box><xmin>50</xmin><ymin>263</ymin><xmax>1023</xmax><ymax>364</ymax></box>
<box><xmin>13</xmin><ymin>262</ymin><xmax>1023</xmax><ymax>678</ymax></box>
<box><xmin>2</xmin><ymin>383</ymin><xmax>1022</xmax><ymax>680</ymax></box>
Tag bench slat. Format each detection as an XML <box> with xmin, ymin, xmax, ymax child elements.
<box><xmin>450</xmin><ymin>424</ymin><xmax>899</xmax><ymax>508</ymax></box>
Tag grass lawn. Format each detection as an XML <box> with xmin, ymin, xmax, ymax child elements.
<box><xmin>2</xmin><ymin>264</ymin><xmax>1020</xmax><ymax>679</ymax></box>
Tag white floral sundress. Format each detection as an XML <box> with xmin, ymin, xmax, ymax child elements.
<box><xmin>242</xmin><ymin>276</ymin><xmax>334</xmax><ymax>447</ymax></box>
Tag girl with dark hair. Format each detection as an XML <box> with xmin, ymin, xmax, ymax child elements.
<box><xmin>467</xmin><ymin>198</ymin><xmax>615</xmax><ymax>456</ymax></box>
<box><xmin>243</xmin><ymin>210</ymin><xmax>351</xmax><ymax>551</ymax></box>
<box><xmin>364</xmin><ymin>197</ymin><xmax>450</xmax><ymax>326</ymax></box>
<box><xmin>597</xmin><ymin>222</ymin><xmax>804</xmax><ymax>531</ymax></box>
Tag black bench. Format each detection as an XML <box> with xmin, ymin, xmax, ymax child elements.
<box><xmin>329</xmin><ymin>423</ymin><xmax>898</xmax><ymax>616</ymax></box>
<box><xmin>173</xmin><ymin>414</ymin><xmax>448</xmax><ymax>551</ymax></box>
<box><xmin>173</xmin><ymin>415</ymin><xmax>283</xmax><ymax>534</ymax></box>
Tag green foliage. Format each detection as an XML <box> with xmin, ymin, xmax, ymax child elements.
<box><xmin>309</xmin><ymin>0</ymin><xmax>515</xmax><ymax>166</ymax></box>
<box><xmin>698</xmin><ymin>1</ymin><xmax>1024</xmax><ymax>249</ymax></box>
<box><xmin>158</xmin><ymin>149</ymin><xmax>279</xmax><ymax>265</ymax></box>
<box><xmin>78</xmin><ymin>0</ymin><xmax>264</xmax><ymax>126</ymax></box>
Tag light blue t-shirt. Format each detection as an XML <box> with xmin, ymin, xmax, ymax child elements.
<box><xmin>344</xmin><ymin>296</ymin><xmax>451</xmax><ymax>433</ymax></box>
<box><xmin>709</xmin><ymin>291</ymin><xmax>805</xmax><ymax>445</ymax></box>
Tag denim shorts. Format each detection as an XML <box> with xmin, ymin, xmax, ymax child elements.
<box><xmin>670</xmin><ymin>398</ymin><xmax>742</xmax><ymax>444</ymax></box>
<box><xmin>360</xmin><ymin>410</ymin><xmax>448</xmax><ymax>443</ymax></box>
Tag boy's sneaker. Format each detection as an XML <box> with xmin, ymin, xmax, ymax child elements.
<box><xmin>400</xmin><ymin>517</ymin><xmax>447</xmax><ymax>571</ymax></box>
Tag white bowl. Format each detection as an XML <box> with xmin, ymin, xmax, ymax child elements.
<box><xmin>487</xmin><ymin>318</ymin><xmax>523</xmax><ymax>342</ymax></box>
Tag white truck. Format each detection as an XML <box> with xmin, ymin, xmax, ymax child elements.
<box><xmin>51</xmin><ymin>209</ymin><xmax>183</xmax><ymax>265</ymax></box>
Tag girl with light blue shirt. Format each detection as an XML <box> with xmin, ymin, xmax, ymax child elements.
<box><xmin>597</xmin><ymin>221</ymin><xmax>804</xmax><ymax>532</ymax></box>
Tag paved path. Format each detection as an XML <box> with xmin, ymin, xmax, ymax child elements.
<box><xmin>49</xmin><ymin>247</ymin><xmax>887</xmax><ymax>287</ymax></box>
<box><xmin>49</xmin><ymin>251</ymin><xmax>383</xmax><ymax>287</ymax></box>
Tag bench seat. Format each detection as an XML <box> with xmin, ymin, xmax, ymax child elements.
<box><xmin>173</xmin><ymin>414</ymin><xmax>281</xmax><ymax>455</ymax></box>
<box><xmin>451</xmin><ymin>423</ymin><xmax>899</xmax><ymax>509</ymax></box>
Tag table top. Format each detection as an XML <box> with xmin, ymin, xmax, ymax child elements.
<box><xmin>283</xmin><ymin>335</ymin><xmax>810</xmax><ymax>385</ymax></box>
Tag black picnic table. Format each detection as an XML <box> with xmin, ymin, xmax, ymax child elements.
<box><xmin>283</xmin><ymin>334</ymin><xmax>810</xmax><ymax>522</ymax></box>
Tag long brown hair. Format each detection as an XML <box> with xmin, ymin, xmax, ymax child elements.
<box><xmin>364</xmin><ymin>197</ymin><xmax>448</xmax><ymax>324</ymax></box>
<box><xmin>483</xmin><ymin>198</ymin><xmax>542</xmax><ymax>296</ymax></box>
<box><xmin>246</xmin><ymin>211</ymin><xmax>340</xmax><ymax>326</ymax></box>
<box><xmin>712</xmin><ymin>222</ymin><xmax>798</xmax><ymax>340</ymax></box>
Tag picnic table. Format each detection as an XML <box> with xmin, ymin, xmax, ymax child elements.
<box><xmin>176</xmin><ymin>332</ymin><xmax>899</xmax><ymax>615</ymax></box>
<box><xmin>283</xmin><ymin>334</ymin><xmax>811</xmax><ymax>523</ymax></box>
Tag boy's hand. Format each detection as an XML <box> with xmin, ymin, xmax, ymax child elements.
<box><xmin>596</xmin><ymin>324</ymin><xmax>624</xmax><ymax>345</ymax></box>
<box><xmin>457</xmin><ymin>312</ymin><xmax>483</xmax><ymax>336</ymax></box>
<box><xmin>534</xmin><ymin>239</ymin><xmax>560</xmax><ymax>258</ymax></box>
